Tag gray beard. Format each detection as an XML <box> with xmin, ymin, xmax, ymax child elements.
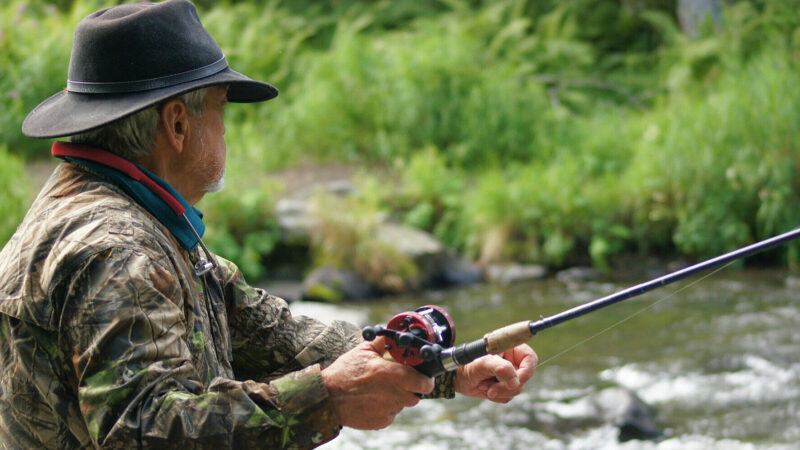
<box><xmin>205</xmin><ymin>175</ymin><xmax>225</xmax><ymax>194</ymax></box>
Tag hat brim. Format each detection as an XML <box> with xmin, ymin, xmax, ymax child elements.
<box><xmin>22</xmin><ymin>67</ymin><xmax>278</xmax><ymax>139</ymax></box>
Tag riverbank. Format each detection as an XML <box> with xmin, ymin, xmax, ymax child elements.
<box><xmin>22</xmin><ymin>158</ymin><xmax>795</xmax><ymax>305</ymax></box>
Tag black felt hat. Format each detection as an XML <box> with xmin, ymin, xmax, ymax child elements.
<box><xmin>22</xmin><ymin>0</ymin><xmax>278</xmax><ymax>139</ymax></box>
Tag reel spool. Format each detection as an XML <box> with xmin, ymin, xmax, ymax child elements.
<box><xmin>362</xmin><ymin>305</ymin><xmax>456</xmax><ymax>377</ymax></box>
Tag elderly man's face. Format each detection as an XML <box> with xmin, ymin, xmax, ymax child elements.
<box><xmin>187</xmin><ymin>85</ymin><xmax>228</xmax><ymax>194</ymax></box>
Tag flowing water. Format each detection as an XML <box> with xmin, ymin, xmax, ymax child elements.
<box><xmin>296</xmin><ymin>268</ymin><xmax>800</xmax><ymax>449</ymax></box>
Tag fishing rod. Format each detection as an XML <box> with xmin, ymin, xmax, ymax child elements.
<box><xmin>362</xmin><ymin>226</ymin><xmax>800</xmax><ymax>377</ymax></box>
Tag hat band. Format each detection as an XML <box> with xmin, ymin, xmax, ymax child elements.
<box><xmin>66</xmin><ymin>56</ymin><xmax>229</xmax><ymax>94</ymax></box>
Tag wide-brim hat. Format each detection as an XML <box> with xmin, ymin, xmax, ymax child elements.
<box><xmin>22</xmin><ymin>0</ymin><xmax>278</xmax><ymax>139</ymax></box>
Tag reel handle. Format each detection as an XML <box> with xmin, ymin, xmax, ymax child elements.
<box><xmin>419</xmin><ymin>344</ymin><xmax>442</xmax><ymax>362</ymax></box>
<box><xmin>361</xmin><ymin>325</ymin><xmax>383</xmax><ymax>342</ymax></box>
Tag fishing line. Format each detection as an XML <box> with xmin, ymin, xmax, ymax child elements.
<box><xmin>537</xmin><ymin>260</ymin><xmax>736</xmax><ymax>367</ymax></box>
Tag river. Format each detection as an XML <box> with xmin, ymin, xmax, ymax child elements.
<box><xmin>290</xmin><ymin>268</ymin><xmax>799</xmax><ymax>449</ymax></box>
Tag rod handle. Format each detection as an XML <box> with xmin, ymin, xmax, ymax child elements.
<box><xmin>484</xmin><ymin>320</ymin><xmax>534</xmax><ymax>354</ymax></box>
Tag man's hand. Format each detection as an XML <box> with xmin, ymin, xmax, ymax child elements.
<box><xmin>455</xmin><ymin>344</ymin><xmax>537</xmax><ymax>403</ymax></box>
<box><xmin>321</xmin><ymin>336</ymin><xmax>434</xmax><ymax>430</ymax></box>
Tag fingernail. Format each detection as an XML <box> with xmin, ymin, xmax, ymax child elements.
<box><xmin>507</xmin><ymin>378</ymin><xmax>519</xmax><ymax>389</ymax></box>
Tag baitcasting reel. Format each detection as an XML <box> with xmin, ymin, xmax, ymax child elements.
<box><xmin>362</xmin><ymin>305</ymin><xmax>456</xmax><ymax>377</ymax></box>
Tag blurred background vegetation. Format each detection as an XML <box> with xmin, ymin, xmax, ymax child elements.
<box><xmin>1</xmin><ymin>0</ymin><xmax>798</xmax><ymax>281</ymax></box>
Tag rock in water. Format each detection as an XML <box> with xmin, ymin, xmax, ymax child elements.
<box><xmin>536</xmin><ymin>386</ymin><xmax>663</xmax><ymax>442</ymax></box>
<box><xmin>485</xmin><ymin>264</ymin><xmax>547</xmax><ymax>284</ymax></box>
<box><xmin>589</xmin><ymin>387</ymin><xmax>663</xmax><ymax>442</ymax></box>
<box><xmin>556</xmin><ymin>266</ymin><xmax>600</xmax><ymax>283</ymax></box>
<box><xmin>442</xmin><ymin>255</ymin><xmax>484</xmax><ymax>286</ymax></box>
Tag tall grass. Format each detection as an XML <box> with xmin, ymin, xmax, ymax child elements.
<box><xmin>625</xmin><ymin>46</ymin><xmax>800</xmax><ymax>260</ymax></box>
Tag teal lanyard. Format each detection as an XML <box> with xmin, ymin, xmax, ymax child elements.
<box><xmin>51</xmin><ymin>141</ymin><xmax>205</xmax><ymax>252</ymax></box>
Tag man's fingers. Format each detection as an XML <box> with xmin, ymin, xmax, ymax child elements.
<box><xmin>488</xmin><ymin>355</ymin><xmax>520</xmax><ymax>389</ymax></box>
<box><xmin>455</xmin><ymin>344</ymin><xmax>538</xmax><ymax>402</ymax></box>
<box><xmin>364</xmin><ymin>337</ymin><xmax>434</xmax><ymax>394</ymax></box>
<box><xmin>512</xmin><ymin>346</ymin><xmax>538</xmax><ymax>384</ymax></box>
<box><xmin>367</xmin><ymin>336</ymin><xmax>389</xmax><ymax>354</ymax></box>
<box><xmin>482</xmin><ymin>351</ymin><xmax>539</xmax><ymax>401</ymax></box>
<box><xmin>393</xmin><ymin>367</ymin><xmax>435</xmax><ymax>395</ymax></box>
<box><xmin>476</xmin><ymin>379</ymin><xmax>493</xmax><ymax>393</ymax></box>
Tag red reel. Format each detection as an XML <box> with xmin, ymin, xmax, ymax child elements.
<box><xmin>384</xmin><ymin>305</ymin><xmax>456</xmax><ymax>367</ymax></box>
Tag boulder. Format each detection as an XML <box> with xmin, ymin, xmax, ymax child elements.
<box><xmin>278</xmin><ymin>180</ymin><xmax>481</xmax><ymax>295</ymax></box>
<box><xmin>590</xmin><ymin>387</ymin><xmax>663</xmax><ymax>442</ymax></box>
<box><xmin>535</xmin><ymin>386</ymin><xmax>662</xmax><ymax>442</ymax></box>
<box><xmin>374</xmin><ymin>223</ymin><xmax>450</xmax><ymax>287</ymax></box>
<box><xmin>556</xmin><ymin>266</ymin><xmax>601</xmax><ymax>283</ymax></box>
<box><xmin>275</xmin><ymin>180</ymin><xmax>357</xmax><ymax>244</ymax></box>
<box><xmin>275</xmin><ymin>197</ymin><xmax>316</xmax><ymax>244</ymax></box>
<box><xmin>301</xmin><ymin>266</ymin><xmax>376</xmax><ymax>302</ymax></box>
<box><xmin>441</xmin><ymin>255</ymin><xmax>484</xmax><ymax>286</ymax></box>
<box><xmin>258</xmin><ymin>280</ymin><xmax>304</xmax><ymax>303</ymax></box>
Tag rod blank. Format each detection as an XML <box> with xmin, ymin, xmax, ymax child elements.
<box><xmin>528</xmin><ymin>226</ymin><xmax>800</xmax><ymax>335</ymax></box>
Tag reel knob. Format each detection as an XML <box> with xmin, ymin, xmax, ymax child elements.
<box><xmin>361</xmin><ymin>325</ymin><xmax>383</xmax><ymax>342</ymax></box>
<box><xmin>420</xmin><ymin>344</ymin><xmax>442</xmax><ymax>362</ymax></box>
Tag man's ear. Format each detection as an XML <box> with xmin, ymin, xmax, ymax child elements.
<box><xmin>159</xmin><ymin>99</ymin><xmax>190</xmax><ymax>153</ymax></box>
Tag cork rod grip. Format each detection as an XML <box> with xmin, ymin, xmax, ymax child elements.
<box><xmin>483</xmin><ymin>320</ymin><xmax>534</xmax><ymax>354</ymax></box>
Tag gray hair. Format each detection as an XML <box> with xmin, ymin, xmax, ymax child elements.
<box><xmin>69</xmin><ymin>88</ymin><xmax>208</xmax><ymax>161</ymax></box>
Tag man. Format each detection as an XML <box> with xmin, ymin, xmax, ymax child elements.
<box><xmin>0</xmin><ymin>1</ymin><xmax>537</xmax><ymax>448</ymax></box>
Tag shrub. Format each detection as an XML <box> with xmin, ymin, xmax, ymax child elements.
<box><xmin>197</xmin><ymin>173</ymin><xmax>283</xmax><ymax>281</ymax></box>
<box><xmin>308</xmin><ymin>181</ymin><xmax>418</xmax><ymax>292</ymax></box>
<box><xmin>623</xmin><ymin>43</ymin><xmax>800</xmax><ymax>261</ymax></box>
<box><xmin>0</xmin><ymin>1</ymin><xmax>102</xmax><ymax>158</ymax></box>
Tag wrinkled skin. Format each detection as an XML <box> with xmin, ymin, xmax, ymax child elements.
<box><xmin>455</xmin><ymin>344</ymin><xmax>538</xmax><ymax>403</ymax></box>
<box><xmin>322</xmin><ymin>337</ymin><xmax>435</xmax><ymax>430</ymax></box>
<box><xmin>323</xmin><ymin>338</ymin><xmax>537</xmax><ymax>429</ymax></box>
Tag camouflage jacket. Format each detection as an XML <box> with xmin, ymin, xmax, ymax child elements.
<box><xmin>0</xmin><ymin>162</ymin><xmax>455</xmax><ymax>449</ymax></box>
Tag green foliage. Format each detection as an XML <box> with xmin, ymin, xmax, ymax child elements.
<box><xmin>625</xmin><ymin>44</ymin><xmax>800</xmax><ymax>261</ymax></box>
<box><xmin>0</xmin><ymin>147</ymin><xmax>29</xmax><ymax>245</ymax></box>
<box><xmin>264</xmin><ymin>1</ymin><xmax>654</xmax><ymax>169</ymax></box>
<box><xmin>0</xmin><ymin>1</ymin><xmax>104</xmax><ymax>157</ymax></box>
<box><xmin>4</xmin><ymin>0</ymin><xmax>800</xmax><ymax>276</ymax></box>
<box><xmin>304</xmin><ymin>282</ymin><xmax>344</xmax><ymax>303</ymax></box>
<box><xmin>393</xmin><ymin>148</ymin><xmax>466</xmax><ymax>246</ymax></box>
<box><xmin>197</xmin><ymin>176</ymin><xmax>283</xmax><ymax>281</ymax></box>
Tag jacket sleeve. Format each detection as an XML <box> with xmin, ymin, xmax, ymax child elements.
<box><xmin>60</xmin><ymin>247</ymin><xmax>340</xmax><ymax>449</ymax></box>
<box><xmin>216</xmin><ymin>257</ymin><xmax>456</xmax><ymax>399</ymax></box>
<box><xmin>215</xmin><ymin>257</ymin><xmax>362</xmax><ymax>380</ymax></box>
